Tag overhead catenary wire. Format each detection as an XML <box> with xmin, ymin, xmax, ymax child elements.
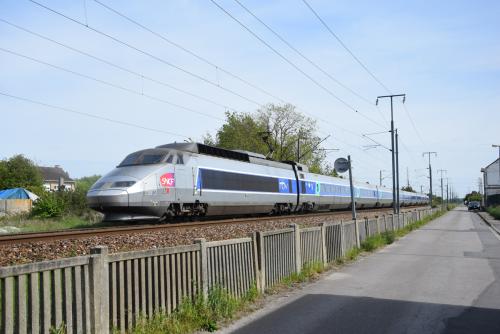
<box><xmin>403</xmin><ymin>104</ymin><xmax>426</xmax><ymax>146</ymax></box>
<box><xmin>92</xmin><ymin>0</ymin><xmax>287</xmax><ymax>105</ymax></box>
<box><xmin>0</xmin><ymin>14</ymin><xmax>382</xmax><ymax>164</ymax></box>
<box><xmin>302</xmin><ymin>0</ymin><xmax>426</xmax><ymax>147</ymax></box>
<box><xmin>0</xmin><ymin>91</ymin><xmax>188</xmax><ymax>138</ymax></box>
<box><xmin>86</xmin><ymin>2</ymin><xmax>384</xmax><ymax>146</ymax></box>
<box><xmin>301</xmin><ymin>0</ymin><xmax>392</xmax><ymax>95</ymax></box>
<box><xmin>232</xmin><ymin>0</ymin><xmax>376</xmax><ymax>107</ymax></box>
<box><xmin>0</xmin><ymin>46</ymin><xmax>224</xmax><ymax>121</ymax></box>
<box><xmin>21</xmin><ymin>2</ymin><xmax>388</xmax><ymax>152</ymax></box>
<box><xmin>21</xmin><ymin>0</ymin><xmax>409</xmax><ymax>174</ymax></box>
<box><xmin>209</xmin><ymin>0</ymin><xmax>387</xmax><ymax>130</ymax></box>
<box><xmin>28</xmin><ymin>0</ymin><xmax>264</xmax><ymax>107</ymax></box>
<box><xmin>0</xmin><ymin>18</ymin><xmax>244</xmax><ymax>115</ymax></box>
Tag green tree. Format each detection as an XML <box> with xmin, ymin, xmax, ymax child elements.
<box><xmin>204</xmin><ymin>103</ymin><xmax>335</xmax><ymax>175</ymax></box>
<box><xmin>75</xmin><ymin>175</ymin><xmax>101</xmax><ymax>192</ymax></box>
<box><xmin>464</xmin><ymin>191</ymin><xmax>482</xmax><ymax>202</ymax></box>
<box><xmin>401</xmin><ymin>185</ymin><xmax>416</xmax><ymax>193</ymax></box>
<box><xmin>0</xmin><ymin>155</ymin><xmax>44</xmax><ymax>194</ymax></box>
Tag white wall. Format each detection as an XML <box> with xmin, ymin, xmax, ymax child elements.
<box><xmin>485</xmin><ymin>160</ymin><xmax>500</xmax><ymax>186</ymax></box>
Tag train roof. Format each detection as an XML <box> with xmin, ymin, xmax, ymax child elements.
<box><xmin>156</xmin><ymin>142</ymin><xmax>295</xmax><ymax>170</ymax></box>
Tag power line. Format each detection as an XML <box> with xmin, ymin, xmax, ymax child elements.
<box><xmin>2</xmin><ymin>14</ymin><xmax>382</xmax><ymax>164</ymax></box>
<box><xmin>0</xmin><ymin>91</ymin><xmax>188</xmax><ymax>138</ymax></box>
<box><xmin>209</xmin><ymin>0</ymin><xmax>386</xmax><ymax>129</ymax></box>
<box><xmin>403</xmin><ymin>104</ymin><xmax>426</xmax><ymax>145</ymax></box>
<box><xmin>28</xmin><ymin>0</ymin><xmax>264</xmax><ymax>107</ymax></box>
<box><xmin>301</xmin><ymin>0</ymin><xmax>392</xmax><ymax>94</ymax></box>
<box><xmin>92</xmin><ymin>0</ymin><xmax>393</xmax><ymax>142</ymax></box>
<box><xmin>0</xmin><ymin>18</ymin><xmax>244</xmax><ymax>114</ymax></box>
<box><xmin>232</xmin><ymin>0</ymin><xmax>374</xmax><ymax>107</ymax></box>
<box><xmin>302</xmin><ymin>0</ymin><xmax>426</xmax><ymax>147</ymax></box>
<box><xmin>92</xmin><ymin>0</ymin><xmax>287</xmax><ymax>105</ymax></box>
<box><xmin>23</xmin><ymin>0</ymin><xmax>400</xmax><ymax>167</ymax></box>
<box><xmin>0</xmin><ymin>46</ymin><xmax>224</xmax><ymax>121</ymax></box>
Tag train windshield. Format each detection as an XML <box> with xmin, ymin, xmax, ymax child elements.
<box><xmin>118</xmin><ymin>150</ymin><xmax>168</xmax><ymax>167</ymax></box>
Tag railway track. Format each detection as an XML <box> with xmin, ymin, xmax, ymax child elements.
<box><xmin>0</xmin><ymin>207</ymin><xmax>423</xmax><ymax>246</ymax></box>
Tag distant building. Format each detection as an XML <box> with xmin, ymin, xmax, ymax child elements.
<box><xmin>38</xmin><ymin>165</ymin><xmax>76</xmax><ymax>191</ymax></box>
<box><xmin>481</xmin><ymin>158</ymin><xmax>500</xmax><ymax>206</ymax></box>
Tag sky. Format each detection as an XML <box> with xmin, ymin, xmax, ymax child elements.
<box><xmin>1</xmin><ymin>0</ymin><xmax>499</xmax><ymax>197</ymax></box>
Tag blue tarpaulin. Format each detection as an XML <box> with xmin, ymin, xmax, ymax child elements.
<box><xmin>0</xmin><ymin>188</ymin><xmax>38</xmax><ymax>200</ymax></box>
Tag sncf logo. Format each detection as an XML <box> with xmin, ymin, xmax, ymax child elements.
<box><xmin>160</xmin><ymin>173</ymin><xmax>175</xmax><ymax>187</ymax></box>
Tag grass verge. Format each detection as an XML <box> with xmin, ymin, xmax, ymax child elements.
<box><xmin>487</xmin><ymin>206</ymin><xmax>500</xmax><ymax>220</ymax></box>
<box><xmin>124</xmin><ymin>285</ymin><xmax>258</xmax><ymax>334</ymax></box>
<box><xmin>0</xmin><ymin>215</ymin><xmax>96</xmax><ymax>233</ymax></box>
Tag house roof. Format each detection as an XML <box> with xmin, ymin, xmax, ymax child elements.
<box><xmin>484</xmin><ymin>158</ymin><xmax>500</xmax><ymax>170</ymax></box>
<box><xmin>38</xmin><ymin>166</ymin><xmax>74</xmax><ymax>182</ymax></box>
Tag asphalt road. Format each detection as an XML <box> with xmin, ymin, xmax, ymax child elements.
<box><xmin>224</xmin><ymin>207</ymin><xmax>500</xmax><ymax>334</ymax></box>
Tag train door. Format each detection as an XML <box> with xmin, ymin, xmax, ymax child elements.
<box><xmin>192</xmin><ymin>165</ymin><xmax>201</xmax><ymax>198</ymax></box>
<box><xmin>172</xmin><ymin>152</ymin><xmax>190</xmax><ymax>202</ymax></box>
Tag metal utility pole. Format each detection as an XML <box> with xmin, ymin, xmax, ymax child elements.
<box><xmin>377</xmin><ymin>94</ymin><xmax>405</xmax><ymax>214</ymax></box>
<box><xmin>423</xmin><ymin>152</ymin><xmax>437</xmax><ymax>206</ymax></box>
<box><xmin>395</xmin><ymin>129</ymin><xmax>400</xmax><ymax>213</ymax></box>
<box><xmin>348</xmin><ymin>155</ymin><xmax>356</xmax><ymax>220</ymax></box>
<box><xmin>438</xmin><ymin>169</ymin><xmax>447</xmax><ymax>209</ymax></box>
<box><xmin>379</xmin><ymin>170</ymin><xmax>389</xmax><ymax>187</ymax></box>
<box><xmin>446</xmin><ymin>178</ymin><xmax>450</xmax><ymax>205</ymax></box>
<box><xmin>296</xmin><ymin>135</ymin><xmax>301</xmax><ymax>163</ymax></box>
<box><xmin>406</xmin><ymin>167</ymin><xmax>410</xmax><ymax>188</ymax></box>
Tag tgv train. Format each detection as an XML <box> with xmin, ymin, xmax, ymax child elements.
<box><xmin>87</xmin><ymin>142</ymin><xmax>428</xmax><ymax>221</ymax></box>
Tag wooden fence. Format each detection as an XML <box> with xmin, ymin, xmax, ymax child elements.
<box><xmin>0</xmin><ymin>208</ymin><xmax>440</xmax><ymax>333</ymax></box>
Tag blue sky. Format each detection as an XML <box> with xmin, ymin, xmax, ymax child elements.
<box><xmin>1</xmin><ymin>0</ymin><xmax>499</xmax><ymax>196</ymax></box>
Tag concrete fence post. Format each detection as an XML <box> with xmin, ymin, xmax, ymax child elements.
<box><xmin>364</xmin><ymin>217</ymin><xmax>369</xmax><ymax>237</ymax></box>
<box><xmin>194</xmin><ymin>238</ymin><xmax>208</xmax><ymax>299</ymax></box>
<box><xmin>290</xmin><ymin>224</ymin><xmax>302</xmax><ymax>273</ymax></box>
<box><xmin>354</xmin><ymin>220</ymin><xmax>360</xmax><ymax>248</ymax></box>
<box><xmin>255</xmin><ymin>231</ymin><xmax>266</xmax><ymax>293</ymax></box>
<box><xmin>320</xmin><ymin>223</ymin><xmax>328</xmax><ymax>265</ymax></box>
<box><xmin>340</xmin><ymin>221</ymin><xmax>346</xmax><ymax>257</ymax></box>
<box><xmin>89</xmin><ymin>246</ymin><xmax>109</xmax><ymax>334</ymax></box>
<box><xmin>251</xmin><ymin>232</ymin><xmax>262</xmax><ymax>293</ymax></box>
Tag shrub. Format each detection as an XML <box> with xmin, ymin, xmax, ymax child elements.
<box><xmin>487</xmin><ymin>206</ymin><xmax>500</xmax><ymax>220</ymax></box>
<box><xmin>32</xmin><ymin>192</ymin><xmax>66</xmax><ymax>218</ymax></box>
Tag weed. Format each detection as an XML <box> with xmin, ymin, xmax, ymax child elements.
<box><xmin>346</xmin><ymin>247</ymin><xmax>361</xmax><ymax>261</ymax></box>
<box><xmin>361</xmin><ymin>234</ymin><xmax>385</xmax><ymax>252</ymax></box>
<box><xmin>49</xmin><ymin>323</ymin><xmax>66</xmax><ymax>334</ymax></box>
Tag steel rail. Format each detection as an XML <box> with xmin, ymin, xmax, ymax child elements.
<box><xmin>0</xmin><ymin>207</ymin><xmax>424</xmax><ymax>246</ymax></box>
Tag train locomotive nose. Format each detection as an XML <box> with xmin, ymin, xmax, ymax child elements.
<box><xmin>87</xmin><ymin>188</ymin><xmax>129</xmax><ymax>209</ymax></box>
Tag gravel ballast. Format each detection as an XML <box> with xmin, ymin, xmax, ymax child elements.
<box><xmin>0</xmin><ymin>208</ymin><xmax>420</xmax><ymax>266</ymax></box>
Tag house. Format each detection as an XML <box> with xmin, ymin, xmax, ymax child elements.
<box><xmin>481</xmin><ymin>158</ymin><xmax>500</xmax><ymax>206</ymax></box>
<box><xmin>38</xmin><ymin>165</ymin><xmax>76</xmax><ymax>191</ymax></box>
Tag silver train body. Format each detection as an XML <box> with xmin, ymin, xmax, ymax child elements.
<box><xmin>87</xmin><ymin>143</ymin><xmax>429</xmax><ymax>221</ymax></box>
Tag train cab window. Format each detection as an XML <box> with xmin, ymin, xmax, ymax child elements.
<box><xmin>118</xmin><ymin>149</ymin><xmax>168</xmax><ymax>167</ymax></box>
<box><xmin>176</xmin><ymin>153</ymin><xmax>184</xmax><ymax>164</ymax></box>
<box><xmin>166</xmin><ymin>155</ymin><xmax>174</xmax><ymax>163</ymax></box>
